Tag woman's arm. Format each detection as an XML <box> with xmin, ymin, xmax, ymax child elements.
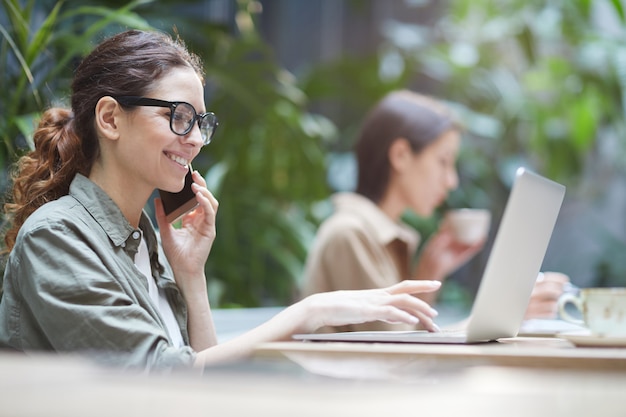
<box><xmin>194</xmin><ymin>280</ymin><xmax>441</xmax><ymax>367</ymax></box>
<box><xmin>172</xmin><ymin>271</ymin><xmax>217</xmax><ymax>351</ymax></box>
<box><xmin>155</xmin><ymin>170</ymin><xmax>220</xmax><ymax>351</ymax></box>
<box><xmin>155</xmin><ymin>176</ymin><xmax>439</xmax><ymax>366</ymax></box>
<box><xmin>413</xmin><ymin>226</ymin><xmax>485</xmax><ymax>304</ymax></box>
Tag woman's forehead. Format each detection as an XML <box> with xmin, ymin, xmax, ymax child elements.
<box><xmin>429</xmin><ymin>130</ymin><xmax>461</xmax><ymax>153</ymax></box>
<box><xmin>147</xmin><ymin>67</ymin><xmax>205</xmax><ymax>106</ymax></box>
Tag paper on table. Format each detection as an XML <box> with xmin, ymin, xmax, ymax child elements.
<box><xmin>518</xmin><ymin>318</ymin><xmax>587</xmax><ymax>337</ymax></box>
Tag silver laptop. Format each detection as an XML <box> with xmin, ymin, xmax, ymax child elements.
<box><xmin>293</xmin><ymin>167</ymin><xmax>566</xmax><ymax>344</ymax></box>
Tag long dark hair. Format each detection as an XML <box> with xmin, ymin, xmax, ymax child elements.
<box><xmin>355</xmin><ymin>90</ymin><xmax>459</xmax><ymax>203</ymax></box>
<box><xmin>3</xmin><ymin>29</ymin><xmax>205</xmax><ymax>251</ymax></box>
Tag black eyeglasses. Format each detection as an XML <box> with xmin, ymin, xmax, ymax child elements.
<box><xmin>114</xmin><ymin>96</ymin><xmax>218</xmax><ymax>145</ymax></box>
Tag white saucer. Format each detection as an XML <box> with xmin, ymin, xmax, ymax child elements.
<box><xmin>558</xmin><ymin>330</ymin><xmax>626</xmax><ymax>347</ymax></box>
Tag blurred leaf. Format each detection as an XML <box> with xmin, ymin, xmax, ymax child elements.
<box><xmin>610</xmin><ymin>0</ymin><xmax>626</xmax><ymax>23</ymax></box>
<box><xmin>24</xmin><ymin>1</ymin><xmax>62</xmax><ymax>64</ymax></box>
<box><xmin>569</xmin><ymin>89</ymin><xmax>599</xmax><ymax>153</ymax></box>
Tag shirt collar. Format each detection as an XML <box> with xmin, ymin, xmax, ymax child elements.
<box><xmin>332</xmin><ymin>192</ymin><xmax>419</xmax><ymax>251</ymax></box>
<box><xmin>69</xmin><ymin>174</ymin><xmax>153</xmax><ymax>253</ymax></box>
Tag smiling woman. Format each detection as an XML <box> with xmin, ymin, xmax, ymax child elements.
<box><xmin>113</xmin><ymin>96</ymin><xmax>218</xmax><ymax>146</ymax></box>
<box><xmin>0</xmin><ymin>29</ymin><xmax>442</xmax><ymax>371</ymax></box>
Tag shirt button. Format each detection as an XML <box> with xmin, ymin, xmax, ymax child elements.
<box><xmin>132</xmin><ymin>231</ymin><xmax>141</xmax><ymax>240</ymax></box>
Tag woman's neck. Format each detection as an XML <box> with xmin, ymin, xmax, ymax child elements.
<box><xmin>88</xmin><ymin>164</ymin><xmax>150</xmax><ymax>228</ymax></box>
<box><xmin>376</xmin><ymin>190</ymin><xmax>405</xmax><ymax>222</ymax></box>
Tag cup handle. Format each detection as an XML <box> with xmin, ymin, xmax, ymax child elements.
<box><xmin>558</xmin><ymin>293</ymin><xmax>584</xmax><ymax>325</ymax></box>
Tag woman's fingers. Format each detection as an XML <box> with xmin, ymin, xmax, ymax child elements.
<box><xmin>525</xmin><ymin>300</ymin><xmax>559</xmax><ymax>318</ymax></box>
<box><xmin>157</xmin><ymin>170</ymin><xmax>219</xmax><ymax>274</ymax></box>
<box><xmin>532</xmin><ymin>272</ymin><xmax>570</xmax><ymax>300</ymax></box>
<box><xmin>181</xmin><ymin>171</ymin><xmax>219</xmax><ymax>235</ymax></box>
<box><xmin>378</xmin><ymin>281</ymin><xmax>442</xmax><ymax>331</ymax></box>
<box><xmin>311</xmin><ymin>284</ymin><xmax>441</xmax><ymax>332</ymax></box>
<box><xmin>380</xmin><ymin>293</ymin><xmax>441</xmax><ymax>332</ymax></box>
<box><xmin>187</xmin><ymin>171</ymin><xmax>218</xmax><ymax>215</ymax></box>
<box><xmin>526</xmin><ymin>272</ymin><xmax>571</xmax><ymax>319</ymax></box>
<box><xmin>532</xmin><ymin>282</ymin><xmax>564</xmax><ymax>300</ymax></box>
<box><xmin>191</xmin><ymin>170</ymin><xmax>219</xmax><ymax>211</ymax></box>
<box><xmin>385</xmin><ymin>279</ymin><xmax>442</xmax><ymax>295</ymax></box>
<box><xmin>539</xmin><ymin>271</ymin><xmax>570</xmax><ymax>285</ymax></box>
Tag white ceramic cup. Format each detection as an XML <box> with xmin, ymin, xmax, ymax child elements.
<box><xmin>558</xmin><ymin>288</ymin><xmax>626</xmax><ymax>336</ymax></box>
<box><xmin>445</xmin><ymin>208</ymin><xmax>491</xmax><ymax>245</ymax></box>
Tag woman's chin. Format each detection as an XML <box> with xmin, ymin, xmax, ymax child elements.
<box><xmin>411</xmin><ymin>205</ymin><xmax>435</xmax><ymax>218</ymax></box>
<box><xmin>161</xmin><ymin>181</ymin><xmax>185</xmax><ymax>194</ymax></box>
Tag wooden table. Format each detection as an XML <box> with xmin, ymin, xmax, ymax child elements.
<box><xmin>2</xmin><ymin>336</ymin><xmax>626</xmax><ymax>417</ymax></box>
<box><xmin>255</xmin><ymin>336</ymin><xmax>626</xmax><ymax>371</ymax></box>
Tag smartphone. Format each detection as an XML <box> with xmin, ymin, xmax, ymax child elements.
<box><xmin>158</xmin><ymin>165</ymin><xmax>199</xmax><ymax>223</ymax></box>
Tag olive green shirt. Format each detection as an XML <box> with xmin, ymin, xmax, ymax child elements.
<box><xmin>0</xmin><ymin>174</ymin><xmax>196</xmax><ymax>370</ymax></box>
<box><xmin>301</xmin><ymin>192</ymin><xmax>420</xmax><ymax>332</ymax></box>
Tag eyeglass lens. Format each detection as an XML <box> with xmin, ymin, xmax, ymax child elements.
<box><xmin>199</xmin><ymin>113</ymin><xmax>217</xmax><ymax>145</ymax></box>
<box><xmin>172</xmin><ymin>103</ymin><xmax>216</xmax><ymax>145</ymax></box>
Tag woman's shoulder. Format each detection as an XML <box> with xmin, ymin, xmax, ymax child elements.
<box><xmin>18</xmin><ymin>195</ymin><xmax>87</xmax><ymax>235</ymax></box>
<box><xmin>317</xmin><ymin>192</ymin><xmax>382</xmax><ymax>236</ymax></box>
<box><xmin>318</xmin><ymin>208</ymin><xmax>367</xmax><ymax>236</ymax></box>
<box><xmin>7</xmin><ymin>197</ymin><xmax>96</xmax><ymax>272</ymax></box>
<box><xmin>312</xmin><ymin>210</ymin><xmax>374</xmax><ymax>256</ymax></box>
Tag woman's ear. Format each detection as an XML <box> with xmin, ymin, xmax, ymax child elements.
<box><xmin>388</xmin><ymin>138</ymin><xmax>413</xmax><ymax>173</ymax></box>
<box><xmin>94</xmin><ymin>96</ymin><xmax>122</xmax><ymax>141</ymax></box>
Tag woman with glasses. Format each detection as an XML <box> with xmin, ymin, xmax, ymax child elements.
<box><xmin>0</xmin><ymin>30</ymin><xmax>441</xmax><ymax>371</ymax></box>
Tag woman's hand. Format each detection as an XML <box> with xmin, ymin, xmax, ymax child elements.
<box><xmin>300</xmin><ymin>280</ymin><xmax>442</xmax><ymax>333</ymax></box>
<box><xmin>155</xmin><ymin>170</ymin><xmax>219</xmax><ymax>282</ymax></box>
<box><xmin>155</xmin><ymin>171</ymin><xmax>219</xmax><ymax>351</ymax></box>
<box><xmin>525</xmin><ymin>272</ymin><xmax>570</xmax><ymax>319</ymax></box>
<box><xmin>195</xmin><ymin>280</ymin><xmax>442</xmax><ymax>367</ymax></box>
<box><xmin>415</xmin><ymin>228</ymin><xmax>485</xmax><ymax>283</ymax></box>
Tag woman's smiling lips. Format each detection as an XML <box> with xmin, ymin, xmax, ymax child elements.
<box><xmin>165</xmin><ymin>151</ymin><xmax>190</xmax><ymax>168</ymax></box>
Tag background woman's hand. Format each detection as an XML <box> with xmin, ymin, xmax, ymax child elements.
<box><xmin>415</xmin><ymin>227</ymin><xmax>485</xmax><ymax>283</ymax></box>
<box><xmin>525</xmin><ymin>272</ymin><xmax>570</xmax><ymax>319</ymax></box>
<box><xmin>155</xmin><ymin>170</ymin><xmax>219</xmax><ymax>280</ymax></box>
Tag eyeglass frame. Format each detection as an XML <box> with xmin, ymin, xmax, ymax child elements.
<box><xmin>113</xmin><ymin>96</ymin><xmax>218</xmax><ymax>145</ymax></box>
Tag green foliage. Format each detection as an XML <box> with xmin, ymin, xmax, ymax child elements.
<box><xmin>0</xmin><ymin>0</ymin><xmax>153</xmax><ymax>183</ymax></box>
<box><xmin>416</xmin><ymin>0</ymin><xmax>626</xmax><ymax>191</ymax></box>
<box><xmin>0</xmin><ymin>0</ymin><xmax>332</xmax><ymax>307</ymax></box>
<box><xmin>298</xmin><ymin>0</ymin><xmax>626</xmax><ymax>298</ymax></box>
<box><xmin>303</xmin><ymin>0</ymin><xmax>626</xmax><ymax>191</ymax></box>
<box><xmin>395</xmin><ymin>0</ymin><xmax>626</xmax><ymax>289</ymax></box>
<box><xmin>7</xmin><ymin>0</ymin><xmax>625</xmax><ymax>307</ymax></box>
<box><xmin>198</xmin><ymin>29</ymin><xmax>333</xmax><ymax>307</ymax></box>
<box><xmin>139</xmin><ymin>1</ymin><xmax>334</xmax><ymax>306</ymax></box>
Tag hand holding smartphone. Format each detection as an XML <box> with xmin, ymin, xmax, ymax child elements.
<box><xmin>158</xmin><ymin>165</ymin><xmax>199</xmax><ymax>223</ymax></box>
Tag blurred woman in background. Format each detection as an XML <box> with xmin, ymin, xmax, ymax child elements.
<box><xmin>300</xmin><ymin>90</ymin><xmax>569</xmax><ymax>332</ymax></box>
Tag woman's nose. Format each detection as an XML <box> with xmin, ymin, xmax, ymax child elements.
<box><xmin>183</xmin><ymin>122</ymin><xmax>204</xmax><ymax>148</ymax></box>
<box><xmin>448</xmin><ymin>168</ymin><xmax>459</xmax><ymax>190</ymax></box>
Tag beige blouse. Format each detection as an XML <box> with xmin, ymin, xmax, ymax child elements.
<box><xmin>300</xmin><ymin>192</ymin><xmax>421</xmax><ymax>332</ymax></box>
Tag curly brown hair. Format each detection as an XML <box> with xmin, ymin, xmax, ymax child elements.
<box><xmin>3</xmin><ymin>29</ymin><xmax>205</xmax><ymax>251</ymax></box>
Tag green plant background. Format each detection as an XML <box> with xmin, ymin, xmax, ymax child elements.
<box><xmin>2</xmin><ymin>0</ymin><xmax>626</xmax><ymax>309</ymax></box>
<box><xmin>296</xmin><ymin>0</ymin><xmax>626</xmax><ymax>305</ymax></box>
